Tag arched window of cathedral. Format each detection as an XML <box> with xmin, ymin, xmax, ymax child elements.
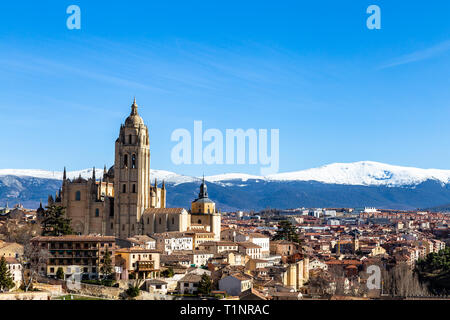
<box><xmin>198</xmin><ymin>219</ymin><xmax>201</xmax><ymax>224</ymax></box>
<box><xmin>110</xmin><ymin>223</ymin><xmax>114</xmax><ymax>229</ymax></box>
<box><xmin>159</xmin><ymin>218</ymin><xmax>161</xmax><ymax>224</ymax></box>
<box><xmin>172</xmin><ymin>217</ymin><xmax>175</xmax><ymax>225</ymax></box>
<box><xmin>129</xmin><ymin>134</ymin><xmax>132</xmax><ymax>144</ymax></box>
<box><xmin>75</xmin><ymin>191</ymin><xmax>81</xmax><ymax>201</ymax></box>
<box><xmin>131</xmin><ymin>154</ymin><xmax>136</xmax><ymax>169</ymax></box>
<box><xmin>95</xmin><ymin>209</ymin><xmax>99</xmax><ymax>217</ymax></box>
<box><xmin>124</xmin><ymin>154</ymin><xmax>128</xmax><ymax>168</ymax></box>
<box><xmin>122</xmin><ymin>184</ymin><xmax>127</xmax><ymax>193</ymax></box>
<box><xmin>147</xmin><ymin>217</ymin><xmax>150</xmax><ymax>224</ymax></box>
<box><xmin>132</xmin><ymin>184</ymin><xmax>136</xmax><ymax>193</ymax></box>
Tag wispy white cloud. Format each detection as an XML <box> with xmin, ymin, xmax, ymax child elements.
<box><xmin>379</xmin><ymin>40</ymin><xmax>450</xmax><ymax>69</ymax></box>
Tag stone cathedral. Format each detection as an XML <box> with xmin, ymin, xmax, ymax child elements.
<box><xmin>48</xmin><ymin>99</ymin><xmax>221</xmax><ymax>240</ymax></box>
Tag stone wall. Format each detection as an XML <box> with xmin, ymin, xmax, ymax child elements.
<box><xmin>0</xmin><ymin>292</ymin><xmax>50</xmax><ymax>300</ymax></box>
<box><xmin>67</xmin><ymin>282</ymin><xmax>121</xmax><ymax>300</ymax></box>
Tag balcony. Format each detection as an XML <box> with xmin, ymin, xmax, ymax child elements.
<box><xmin>136</xmin><ymin>261</ymin><xmax>155</xmax><ymax>272</ymax></box>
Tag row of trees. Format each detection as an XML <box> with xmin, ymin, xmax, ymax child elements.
<box><xmin>308</xmin><ymin>263</ymin><xmax>431</xmax><ymax>298</ymax></box>
<box><xmin>415</xmin><ymin>248</ymin><xmax>450</xmax><ymax>295</ymax></box>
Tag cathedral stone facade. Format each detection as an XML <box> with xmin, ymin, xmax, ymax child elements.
<box><xmin>49</xmin><ymin>99</ymin><xmax>220</xmax><ymax>240</ymax></box>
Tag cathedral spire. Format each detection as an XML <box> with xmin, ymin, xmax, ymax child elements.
<box><xmin>131</xmin><ymin>97</ymin><xmax>138</xmax><ymax>116</ymax></box>
<box><xmin>63</xmin><ymin>167</ymin><xmax>67</xmax><ymax>180</ymax></box>
<box><xmin>104</xmin><ymin>164</ymin><xmax>107</xmax><ymax>174</ymax></box>
<box><xmin>92</xmin><ymin>166</ymin><xmax>96</xmax><ymax>181</ymax></box>
<box><xmin>199</xmin><ymin>175</ymin><xmax>208</xmax><ymax>199</ymax></box>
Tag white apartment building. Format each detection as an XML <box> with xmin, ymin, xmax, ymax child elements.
<box><xmin>234</xmin><ymin>232</ymin><xmax>270</xmax><ymax>258</ymax></box>
<box><xmin>151</xmin><ymin>232</ymin><xmax>193</xmax><ymax>254</ymax></box>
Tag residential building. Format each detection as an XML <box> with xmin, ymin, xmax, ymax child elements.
<box><xmin>238</xmin><ymin>242</ymin><xmax>262</xmax><ymax>259</ymax></box>
<box><xmin>31</xmin><ymin>235</ymin><xmax>116</xmax><ymax>279</ymax></box>
<box><xmin>115</xmin><ymin>247</ymin><xmax>160</xmax><ymax>279</ymax></box>
<box><xmin>219</xmin><ymin>273</ymin><xmax>253</xmax><ymax>296</ymax></box>
<box><xmin>151</xmin><ymin>232</ymin><xmax>193</xmax><ymax>254</ymax></box>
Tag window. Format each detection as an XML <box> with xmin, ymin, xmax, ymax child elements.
<box><xmin>122</xmin><ymin>224</ymin><xmax>125</xmax><ymax>231</ymax></box>
<box><xmin>95</xmin><ymin>209</ymin><xmax>100</xmax><ymax>217</ymax></box>
<box><xmin>124</xmin><ymin>154</ymin><xmax>128</xmax><ymax>167</ymax></box>
<box><xmin>110</xmin><ymin>223</ymin><xmax>114</xmax><ymax>229</ymax></box>
<box><xmin>172</xmin><ymin>217</ymin><xmax>175</xmax><ymax>225</ymax></box>
<box><xmin>132</xmin><ymin>184</ymin><xmax>136</xmax><ymax>193</ymax></box>
<box><xmin>132</xmin><ymin>154</ymin><xmax>136</xmax><ymax>168</ymax></box>
<box><xmin>159</xmin><ymin>218</ymin><xmax>161</xmax><ymax>224</ymax></box>
<box><xmin>198</xmin><ymin>219</ymin><xmax>201</xmax><ymax>224</ymax></box>
<box><xmin>129</xmin><ymin>134</ymin><xmax>132</xmax><ymax>144</ymax></box>
<box><xmin>123</xmin><ymin>184</ymin><xmax>127</xmax><ymax>193</ymax></box>
<box><xmin>147</xmin><ymin>217</ymin><xmax>150</xmax><ymax>224</ymax></box>
<box><xmin>75</xmin><ymin>191</ymin><xmax>81</xmax><ymax>201</ymax></box>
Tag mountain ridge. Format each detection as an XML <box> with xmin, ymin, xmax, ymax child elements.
<box><xmin>2</xmin><ymin>161</ymin><xmax>450</xmax><ymax>187</ymax></box>
<box><xmin>2</xmin><ymin>161</ymin><xmax>450</xmax><ymax>211</ymax></box>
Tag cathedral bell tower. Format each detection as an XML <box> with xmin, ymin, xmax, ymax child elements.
<box><xmin>114</xmin><ymin>98</ymin><xmax>151</xmax><ymax>237</ymax></box>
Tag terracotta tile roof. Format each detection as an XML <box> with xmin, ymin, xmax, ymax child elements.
<box><xmin>179</xmin><ymin>273</ymin><xmax>202</xmax><ymax>283</ymax></box>
<box><xmin>116</xmin><ymin>247</ymin><xmax>160</xmax><ymax>254</ymax></box>
<box><xmin>249</xmin><ymin>233</ymin><xmax>269</xmax><ymax>239</ymax></box>
<box><xmin>326</xmin><ymin>259</ymin><xmax>362</xmax><ymax>266</ymax></box>
<box><xmin>31</xmin><ymin>235</ymin><xmax>115</xmax><ymax>242</ymax></box>
<box><xmin>143</xmin><ymin>208</ymin><xmax>185</xmax><ymax>214</ymax></box>
<box><xmin>5</xmin><ymin>257</ymin><xmax>19</xmax><ymax>264</ymax></box>
<box><xmin>151</xmin><ymin>232</ymin><xmax>191</xmax><ymax>239</ymax></box>
<box><xmin>239</xmin><ymin>242</ymin><xmax>261</xmax><ymax>249</ymax></box>
<box><xmin>201</xmin><ymin>241</ymin><xmax>237</xmax><ymax>247</ymax></box>
<box><xmin>239</xmin><ymin>288</ymin><xmax>267</xmax><ymax>300</ymax></box>
<box><xmin>229</xmin><ymin>272</ymin><xmax>252</xmax><ymax>281</ymax></box>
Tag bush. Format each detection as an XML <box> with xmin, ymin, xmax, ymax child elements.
<box><xmin>161</xmin><ymin>267</ymin><xmax>174</xmax><ymax>278</ymax></box>
<box><xmin>126</xmin><ymin>286</ymin><xmax>140</xmax><ymax>298</ymax></box>
<box><xmin>56</xmin><ymin>267</ymin><xmax>65</xmax><ymax>280</ymax></box>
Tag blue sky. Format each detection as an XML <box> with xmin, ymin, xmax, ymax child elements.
<box><xmin>1</xmin><ymin>1</ymin><xmax>450</xmax><ymax>176</ymax></box>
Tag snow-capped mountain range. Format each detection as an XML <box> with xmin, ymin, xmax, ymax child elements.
<box><xmin>3</xmin><ymin>161</ymin><xmax>450</xmax><ymax>211</ymax></box>
<box><xmin>2</xmin><ymin>161</ymin><xmax>450</xmax><ymax>187</ymax></box>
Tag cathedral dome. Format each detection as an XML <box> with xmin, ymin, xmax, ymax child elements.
<box><xmin>125</xmin><ymin>98</ymin><xmax>144</xmax><ymax>127</ymax></box>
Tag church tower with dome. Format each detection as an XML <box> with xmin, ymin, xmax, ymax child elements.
<box><xmin>190</xmin><ymin>177</ymin><xmax>221</xmax><ymax>241</ymax></box>
<box><xmin>113</xmin><ymin>98</ymin><xmax>153</xmax><ymax>238</ymax></box>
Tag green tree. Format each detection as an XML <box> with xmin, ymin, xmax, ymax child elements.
<box><xmin>0</xmin><ymin>256</ymin><xmax>15</xmax><ymax>292</ymax></box>
<box><xmin>56</xmin><ymin>267</ymin><xmax>65</xmax><ymax>280</ymax></box>
<box><xmin>125</xmin><ymin>279</ymin><xmax>144</xmax><ymax>299</ymax></box>
<box><xmin>100</xmin><ymin>250</ymin><xmax>113</xmax><ymax>280</ymax></box>
<box><xmin>161</xmin><ymin>267</ymin><xmax>174</xmax><ymax>278</ymax></box>
<box><xmin>198</xmin><ymin>273</ymin><xmax>212</xmax><ymax>295</ymax></box>
<box><xmin>41</xmin><ymin>205</ymin><xmax>73</xmax><ymax>236</ymax></box>
<box><xmin>273</xmin><ymin>220</ymin><xmax>300</xmax><ymax>243</ymax></box>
